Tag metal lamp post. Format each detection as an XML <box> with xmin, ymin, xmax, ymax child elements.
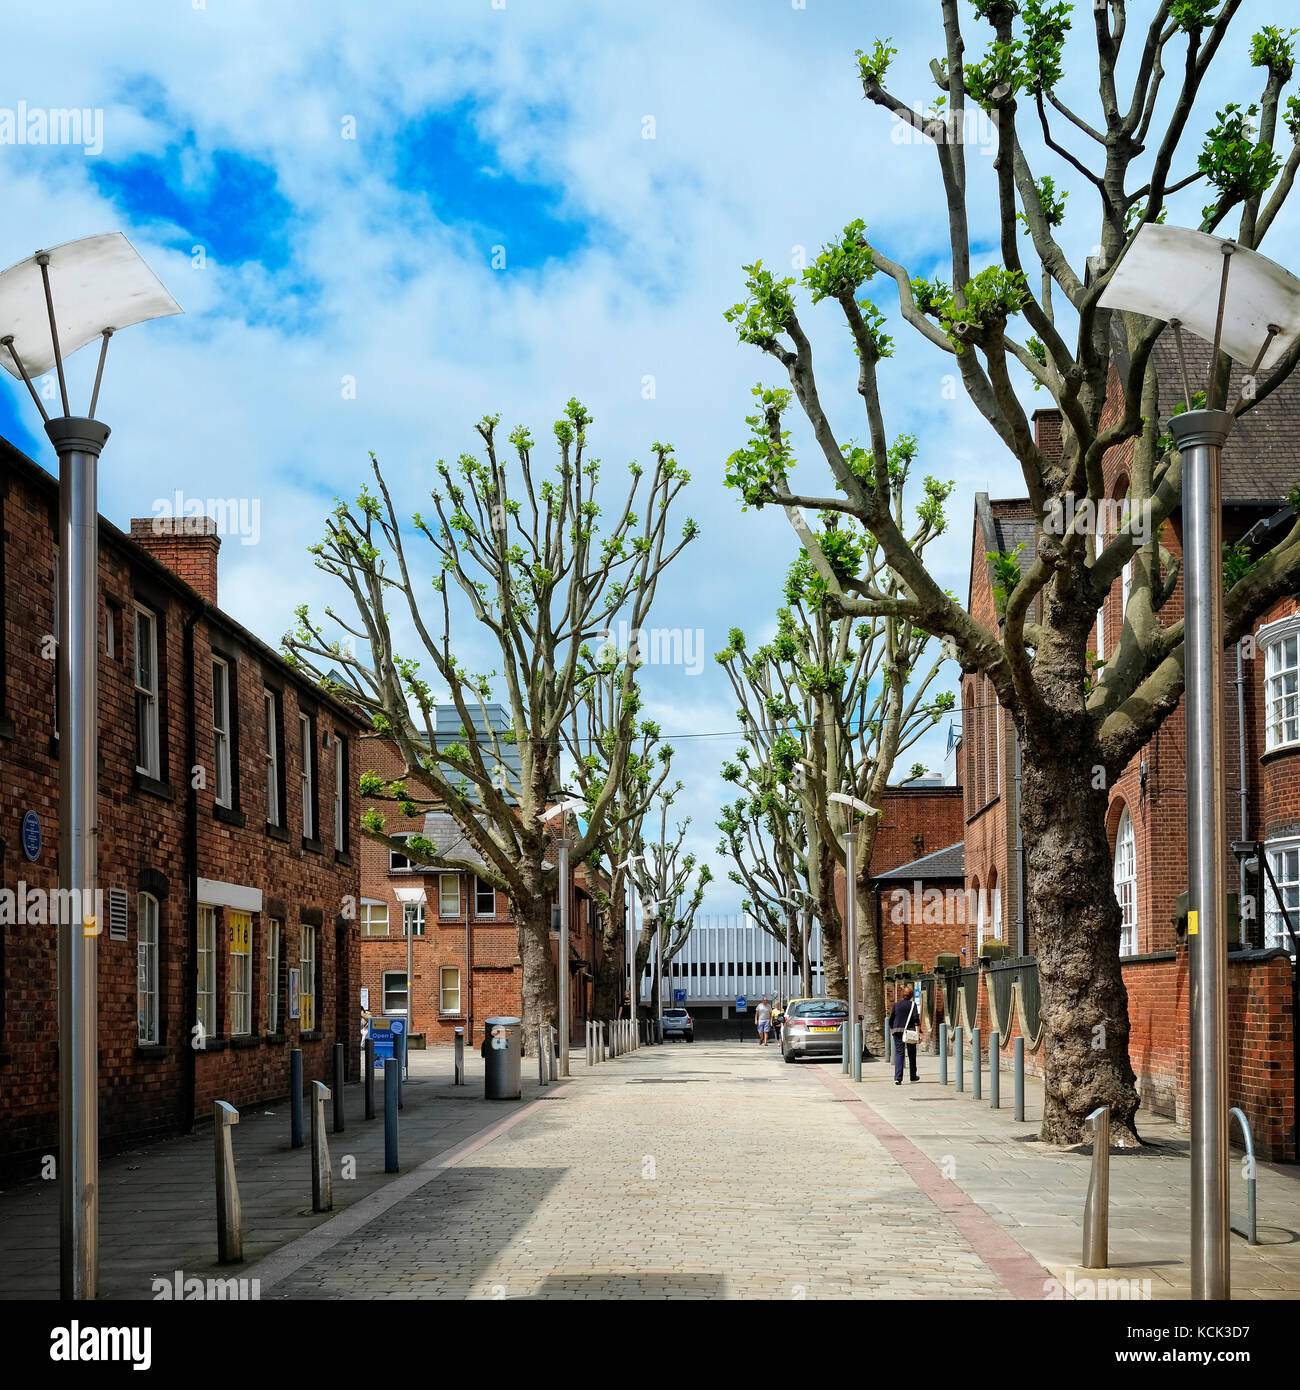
<box><xmin>1098</xmin><ymin>225</ymin><xmax>1300</xmax><ymax>1301</ymax></box>
<box><xmin>0</xmin><ymin>234</ymin><xmax>181</xmax><ymax>1301</ymax></box>
<box><xmin>392</xmin><ymin>883</ymin><xmax>427</xmax><ymax>1069</ymax></box>
<box><xmin>542</xmin><ymin>798</ymin><xmax>586</xmax><ymax>1077</ymax></box>
<box><xmin>777</xmin><ymin>889</ymin><xmax>815</xmax><ymax>999</ymax></box>
<box><xmin>618</xmin><ymin>851</ymin><xmax>644</xmax><ymax>1038</ymax></box>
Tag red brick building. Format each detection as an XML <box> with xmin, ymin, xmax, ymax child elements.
<box><xmin>0</xmin><ymin>438</ymin><xmax>362</xmax><ymax>1172</ymax></box>
<box><xmin>357</xmin><ymin>729</ymin><xmax>611</xmax><ymax>1050</ymax></box>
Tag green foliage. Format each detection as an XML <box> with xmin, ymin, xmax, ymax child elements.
<box><xmin>965</xmin><ymin>40</ymin><xmax>1025</xmax><ymax>109</ymax></box>
<box><xmin>1022</xmin><ymin>0</ymin><xmax>1072</xmax><ymax>94</ymax></box>
<box><xmin>856</xmin><ymin>38</ymin><xmax>898</xmax><ymax>84</ymax></box>
<box><xmin>856</xmin><ymin>298</ymin><xmax>895</xmax><ymax>358</ymax></box>
<box><xmin>1018</xmin><ymin>174</ymin><xmax>1068</xmax><ymax>234</ymax></box>
<box><xmin>1170</xmin><ymin>0</ymin><xmax>1220</xmax><ymax>32</ymax></box>
<box><xmin>818</xmin><ymin>525</ymin><xmax>866</xmax><ymax>582</ymax></box>
<box><xmin>804</xmin><ymin>220</ymin><xmax>876</xmax><ymax>303</ymax></box>
<box><xmin>1251</xmin><ymin>26</ymin><xmax>1298</xmax><ymax>78</ymax></box>
<box><xmin>1198</xmin><ymin>104</ymin><xmax>1281</xmax><ymax>225</ymax></box>
<box><xmin>918</xmin><ymin>476</ymin><xmax>956</xmax><ymax>534</ymax></box>
<box><xmin>1288</xmin><ymin>482</ymin><xmax>1300</xmax><ymax>512</ymax></box>
<box><xmin>1223</xmin><ymin>540</ymin><xmax>1257</xmax><ymax>591</ymax></box>
<box><xmin>723</xmin><ymin>385</ymin><xmax>794</xmax><ymax>508</ymax></box>
<box><xmin>725</xmin><ymin>262</ymin><xmax>797</xmax><ymax>346</ymax></box>
<box><xmin>987</xmin><ymin>543</ymin><xmax>1025</xmax><ymax>613</ymax></box>
<box><xmin>938</xmin><ymin>266</ymin><xmax>1029</xmax><ymax>350</ymax></box>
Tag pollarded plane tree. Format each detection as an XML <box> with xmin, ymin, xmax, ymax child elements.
<box><xmin>625</xmin><ymin>793</ymin><xmax>712</xmax><ymax>1015</ymax></box>
<box><xmin>563</xmin><ymin>651</ymin><xmax>679</xmax><ymax>1019</ymax></box>
<box><xmin>284</xmin><ymin>399</ymin><xmax>698</xmax><ymax>1042</ymax></box>
<box><xmin>716</xmin><ymin>493</ymin><xmax>955</xmax><ymax>1050</ymax></box>
<box><xmin>724</xmin><ymin>2</ymin><xmax>1300</xmax><ymax>1143</ymax></box>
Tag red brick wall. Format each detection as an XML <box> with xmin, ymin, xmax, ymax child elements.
<box><xmin>0</xmin><ymin>452</ymin><xmax>361</xmax><ymax>1171</ymax></box>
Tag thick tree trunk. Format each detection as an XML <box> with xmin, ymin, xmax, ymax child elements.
<box><xmin>1021</xmin><ymin>743</ymin><xmax>1141</xmax><ymax>1146</ymax></box>
<box><xmin>592</xmin><ymin>907</ymin><xmax>623</xmax><ymax>1020</ymax></box>
<box><xmin>857</xmin><ymin>869</ymin><xmax>885</xmax><ymax>1056</ymax></box>
<box><xmin>818</xmin><ymin>875</ymin><xmax>847</xmax><ymax>1002</ymax></box>
<box><xmin>515</xmin><ymin>893</ymin><xmax>558</xmax><ymax>1049</ymax></box>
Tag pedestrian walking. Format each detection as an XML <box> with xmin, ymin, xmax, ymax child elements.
<box><xmin>755</xmin><ymin>996</ymin><xmax>773</xmax><ymax>1046</ymax></box>
<box><xmin>889</xmin><ymin>985</ymin><xmax>921</xmax><ymax>1084</ymax></box>
<box><xmin>771</xmin><ymin>999</ymin><xmax>785</xmax><ymax>1042</ymax></box>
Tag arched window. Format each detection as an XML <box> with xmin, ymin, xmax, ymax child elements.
<box><xmin>1113</xmin><ymin>808</ymin><xmax>1137</xmax><ymax>956</ymax></box>
<box><xmin>137</xmin><ymin>893</ymin><xmax>160</xmax><ymax>1045</ymax></box>
<box><xmin>969</xmin><ymin>876</ymin><xmax>981</xmax><ymax>959</ymax></box>
<box><xmin>989</xmin><ymin>868</ymin><xmax>1001</xmax><ymax>944</ymax></box>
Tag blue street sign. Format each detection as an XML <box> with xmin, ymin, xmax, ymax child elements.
<box><xmin>736</xmin><ymin>996</ymin><xmax>747</xmax><ymax>1011</ymax></box>
<box><xmin>21</xmin><ymin>811</ymin><xmax>41</xmax><ymax>862</ymax></box>
<box><xmin>674</xmin><ymin>989</ymin><xmax>686</xmax><ymax>1003</ymax></box>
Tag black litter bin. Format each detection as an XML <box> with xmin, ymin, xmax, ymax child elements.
<box><xmin>484</xmin><ymin>1016</ymin><xmax>522</xmax><ymax>1100</ymax></box>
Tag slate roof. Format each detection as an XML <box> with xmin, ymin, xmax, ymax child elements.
<box><xmin>873</xmin><ymin>841</ymin><xmax>965</xmax><ymax>883</ymax></box>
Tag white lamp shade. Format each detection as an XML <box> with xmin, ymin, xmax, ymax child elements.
<box><xmin>0</xmin><ymin>231</ymin><xmax>182</xmax><ymax>380</ymax></box>
<box><xmin>1098</xmin><ymin>225</ymin><xmax>1300</xmax><ymax>375</ymax></box>
<box><xmin>392</xmin><ymin>884</ymin><xmax>428</xmax><ymax>906</ymax></box>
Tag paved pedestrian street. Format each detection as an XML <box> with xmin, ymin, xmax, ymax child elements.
<box><xmin>6</xmin><ymin>1037</ymin><xmax>1300</xmax><ymax>1302</ymax></box>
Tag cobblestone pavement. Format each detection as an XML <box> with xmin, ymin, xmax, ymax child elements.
<box><xmin>259</xmin><ymin>1040</ymin><xmax>1041</xmax><ymax>1300</ymax></box>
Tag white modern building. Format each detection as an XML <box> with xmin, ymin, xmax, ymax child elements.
<box><xmin>637</xmin><ymin>913</ymin><xmax>827</xmax><ymax>1017</ymax></box>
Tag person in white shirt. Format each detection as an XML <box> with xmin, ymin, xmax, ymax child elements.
<box><xmin>755</xmin><ymin>996</ymin><xmax>773</xmax><ymax>1046</ymax></box>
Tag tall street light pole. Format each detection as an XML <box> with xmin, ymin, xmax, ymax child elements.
<box><xmin>543</xmin><ymin>798</ymin><xmax>586</xmax><ymax>1077</ymax></box>
<box><xmin>1098</xmin><ymin>223</ymin><xmax>1300</xmax><ymax>1300</ymax></box>
<box><xmin>830</xmin><ymin>793</ymin><xmax>879</xmax><ymax>1083</ymax></box>
<box><xmin>0</xmin><ymin>235</ymin><xmax>181</xmax><ymax>1301</ymax></box>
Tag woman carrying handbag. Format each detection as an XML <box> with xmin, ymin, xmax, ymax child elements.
<box><xmin>889</xmin><ymin>984</ymin><xmax>921</xmax><ymax>1085</ymax></box>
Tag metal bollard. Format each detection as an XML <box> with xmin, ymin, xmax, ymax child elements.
<box><xmin>384</xmin><ymin>1058</ymin><xmax>399</xmax><ymax>1173</ymax></box>
<box><xmin>333</xmin><ymin>1043</ymin><xmax>345</xmax><ymax>1133</ymax></box>
<box><xmin>1082</xmin><ymin>1105</ymin><xmax>1110</xmax><ymax>1268</ymax></box>
<box><xmin>972</xmin><ymin>1027</ymin><xmax>982</xmax><ymax>1101</ymax></box>
<box><xmin>853</xmin><ymin>1022</ymin><xmax>863</xmax><ymax>1083</ymax></box>
<box><xmin>290</xmin><ymin>1047</ymin><xmax>304</xmax><ymax>1148</ymax></box>
<box><xmin>364</xmin><ymin>1038</ymin><xmax>375</xmax><ymax>1120</ymax></box>
<box><xmin>213</xmin><ymin>1101</ymin><xmax>242</xmax><ymax>1263</ymax></box>
<box><xmin>454</xmin><ymin>1027</ymin><xmax>465</xmax><ymax>1085</ymax></box>
<box><xmin>603</xmin><ymin>1021</ymin><xmax>609</xmax><ymax>1061</ymax></box>
<box><xmin>1014</xmin><ymin>1036</ymin><xmax>1025</xmax><ymax>1122</ymax></box>
<box><xmin>955</xmin><ymin>1027</ymin><xmax>965</xmax><ymax>1093</ymax></box>
<box><xmin>538</xmin><ymin>1025</ymin><xmax>548</xmax><ymax>1084</ymax></box>
<box><xmin>398</xmin><ymin>1029</ymin><xmax>408</xmax><ymax>1095</ymax></box>
<box><xmin>311</xmin><ymin>1080</ymin><xmax>333</xmax><ymax>1213</ymax></box>
<box><xmin>550</xmin><ymin>1024</ymin><xmax>558</xmax><ymax>1074</ymax></box>
<box><xmin>939</xmin><ymin>1023</ymin><xmax>949</xmax><ymax>1086</ymax></box>
<box><xmin>989</xmin><ymin>1031</ymin><xmax>1000</xmax><ymax>1110</ymax></box>
<box><xmin>841</xmin><ymin>1019</ymin><xmax>850</xmax><ymax>1074</ymax></box>
<box><xmin>886</xmin><ymin>1023</ymin><xmax>894</xmax><ymax>1064</ymax></box>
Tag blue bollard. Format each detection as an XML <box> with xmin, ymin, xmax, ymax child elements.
<box><xmin>397</xmin><ymin>1031</ymin><xmax>406</xmax><ymax>1110</ymax></box>
<box><xmin>841</xmin><ymin>1019</ymin><xmax>850</xmax><ymax>1074</ymax></box>
<box><xmin>939</xmin><ymin>1023</ymin><xmax>949</xmax><ymax>1086</ymax></box>
<box><xmin>853</xmin><ymin>1022</ymin><xmax>863</xmax><ymax>1083</ymax></box>
<box><xmin>972</xmin><ymin>1027</ymin><xmax>982</xmax><ymax>1101</ymax></box>
<box><xmin>384</xmin><ymin>1058</ymin><xmax>399</xmax><ymax>1173</ymax></box>
<box><xmin>955</xmin><ymin>1027</ymin><xmax>965</xmax><ymax>1093</ymax></box>
<box><xmin>290</xmin><ymin>1047</ymin><xmax>304</xmax><ymax>1149</ymax></box>
<box><xmin>364</xmin><ymin>1038</ymin><xmax>375</xmax><ymax>1120</ymax></box>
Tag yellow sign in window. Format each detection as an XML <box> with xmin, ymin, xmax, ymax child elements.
<box><xmin>229</xmin><ymin>911</ymin><xmax>252</xmax><ymax>954</ymax></box>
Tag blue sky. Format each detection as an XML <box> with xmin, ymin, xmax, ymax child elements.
<box><xmin>0</xmin><ymin>0</ymin><xmax>1293</xmax><ymax>911</ymax></box>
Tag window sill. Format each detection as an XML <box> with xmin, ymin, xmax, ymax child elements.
<box><xmin>334</xmin><ymin>850</ymin><xmax>353</xmax><ymax>868</ymax></box>
<box><xmin>230</xmin><ymin>1034</ymin><xmax>261</xmax><ymax>1049</ymax></box>
<box><xmin>299</xmin><ymin>1029</ymin><xmax>323</xmax><ymax>1042</ymax></box>
<box><xmin>134</xmin><ymin>772</ymin><xmax>175</xmax><ymax>801</ymax></box>
<box><xmin>265</xmin><ymin>821</ymin><xmax>290</xmax><ymax>842</ymax></box>
<box><xmin>199</xmin><ymin>1036</ymin><xmax>228</xmax><ymax>1053</ymax></box>
<box><xmin>214</xmin><ymin>804</ymin><xmax>246</xmax><ymax>828</ymax></box>
<box><xmin>302</xmin><ymin>836</ymin><xmax>322</xmax><ymax>855</ymax></box>
<box><xmin>1260</xmin><ymin>743</ymin><xmax>1300</xmax><ymax>765</ymax></box>
<box><xmin>135</xmin><ymin>1044</ymin><xmax>170</xmax><ymax>1059</ymax></box>
<box><xmin>264</xmin><ymin>1032</ymin><xmax>288</xmax><ymax>1045</ymax></box>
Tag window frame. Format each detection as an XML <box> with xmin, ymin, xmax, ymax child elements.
<box><xmin>197</xmin><ymin>905</ymin><xmax>217</xmax><ymax>1040</ymax></box>
<box><xmin>300</xmin><ymin>924</ymin><xmax>317</xmax><ymax>1031</ymax></box>
<box><xmin>299</xmin><ymin>711</ymin><xmax>316</xmax><ymax>840</ymax></box>
<box><xmin>228</xmin><ymin>909</ymin><xmax>253</xmax><ymax>1036</ymax></box>
<box><xmin>1264</xmin><ymin>627</ymin><xmax>1300</xmax><ymax>752</ymax></box>
<box><xmin>334</xmin><ymin>733</ymin><xmax>348</xmax><ymax>853</ymax></box>
<box><xmin>439</xmin><ymin>965</ymin><xmax>462</xmax><ymax>1016</ymax></box>
<box><xmin>474</xmin><ymin>875</ymin><xmax>495</xmax><ymax>917</ymax></box>
<box><xmin>1264</xmin><ymin>838</ymin><xmax>1300</xmax><ymax>953</ymax></box>
<box><xmin>266</xmin><ymin>918</ymin><xmax>282</xmax><ymax>1034</ymax></box>
<box><xmin>212</xmin><ymin>656</ymin><xmax>233</xmax><ymax>809</ymax></box>
<box><xmin>134</xmin><ymin>603</ymin><xmax>161</xmax><ymax>779</ymax></box>
<box><xmin>403</xmin><ymin>901</ymin><xmax>426</xmax><ymax>938</ymax></box>
<box><xmin>382</xmin><ymin>970</ymin><xmax>409</xmax><ymax>1017</ymax></box>
<box><xmin>1113</xmin><ymin>808</ymin><xmax>1138</xmax><ymax>956</ymax></box>
<box><xmin>439</xmin><ymin>874</ymin><xmax>460</xmax><ymax>918</ymax></box>
<box><xmin>137</xmin><ymin>892</ymin><xmax>160</xmax><ymax>1045</ymax></box>
<box><xmin>264</xmin><ymin>688</ymin><xmax>282</xmax><ymax>826</ymax></box>
<box><xmin>361</xmin><ymin>902</ymin><xmax>390</xmax><ymax>937</ymax></box>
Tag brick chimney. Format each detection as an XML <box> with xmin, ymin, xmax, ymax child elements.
<box><xmin>130</xmin><ymin>514</ymin><xmax>221</xmax><ymax>605</ymax></box>
<box><xmin>1032</xmin><ymin>407</ymin><xmax>1063</xmax><ymax>464</ymax></box>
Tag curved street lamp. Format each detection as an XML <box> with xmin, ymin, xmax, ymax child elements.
<box><xmin>541</xmin><ymin>797</ymin><xmax>586</xmax><ymax>1074</ymax></box>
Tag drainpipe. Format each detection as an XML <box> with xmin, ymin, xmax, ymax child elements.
<box><xmin>1013</xmin><ymin>727</ymin><xmax>1026</xmax><ymax>958</ymax></box>
<box><xmin>181</xmin><ymin>604</ymin><xmax>201</xmax><ymax>1134</ymax></box>
<box><xmin>1236</xmin><ymin>643</ymin><xmax>1249</xmax><ymax>947</ymax></box>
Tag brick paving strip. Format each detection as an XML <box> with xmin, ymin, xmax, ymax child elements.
<box><xmin>812</xmin><ymin>1067</ymin><xmax>1051</xmax><ymax>1298</ymax></box>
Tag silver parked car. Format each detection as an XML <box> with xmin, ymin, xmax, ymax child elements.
<box><xmin>781</xmin><ymin>998</ymin><xmax>850</xmax><ymax>1062</ymax></box>
<box><xmin>661</xmin><ymin>1006</ymin><xmax>694</xmax><ymax>1042</ymax></box>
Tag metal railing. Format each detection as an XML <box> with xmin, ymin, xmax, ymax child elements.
<box><xmin>1229</xmin><ymin>1107</ymin><xmax>1258</xmax><ymax>1245</ymax></box>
